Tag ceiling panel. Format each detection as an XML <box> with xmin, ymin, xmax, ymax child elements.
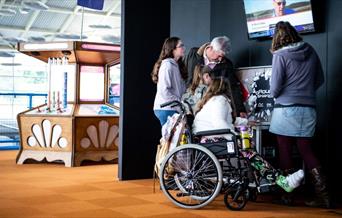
<box><xmin>32</xmin><ymin>10</ymin><xmax>69</xmax><ymax>31</ymax></box>
<box><xmin>0</xmin><ymin>0</ymin><xmax>121</xmax><ymax>51</ymax></box>
<box><xmin>0</xmin><ymin>11</ymin><xmax>31</xmax><ymax>27</ymax></box>
<box><xmin>46</xmin><ymin>0</ymin><xmax>77</xmax><ymax>10</ymax></box>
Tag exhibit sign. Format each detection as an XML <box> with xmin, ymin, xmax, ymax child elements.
<box><xmin>236</xmin><ymin>66</ymin><xmax>273</xmax><ymax>123</ymax></box>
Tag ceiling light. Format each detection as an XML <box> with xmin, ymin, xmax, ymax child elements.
<box><xmin>88</xmin><ymin>24</ymin><xmax>112</xmax><ymax>29</ymax></box>
<box><xmin>0</xmin><ymin>8</ymin><xmax>17</xmax><ymax>16</ymax></box>
<box><xmin>55</xmin><ymin>34</ymin><xmax>88</xmax><ymax>40</ymax></box>
<box><xmin>23</xmin><ymin>42</ymin><xmax>70</xmax><ymax>50</ymax></box>
<box><xmin>81</xmin><ymin>43</ymin><xmax>120</xmax><ymax>51</ymax></box>
<box><xmin>1</xmin><ymin>63</ymin><xmax>22</xmax><ymax>66</ymax></box>
<box><xmin>28</xmin><ymin>36</ymin><xmax>46</xmax><ymax>42</ymax></box>
<box><xmin>23</xmin><ymin>1</ymin><xmax>49</xmax><ymax>10</ymax></box>
<box><xmin>19</xmin><ymin>7</ymin><xmax>31</xmax><ymax>14</ymax></box>
<box><xmin>101</xmin><ymin>35</ymin><xmax>120</xmax><ymax>43</ymax></box>
<box><xmin>0</xmin><ymin>51</ymin><xmax>15</xmax><ymax>58</ymax></box>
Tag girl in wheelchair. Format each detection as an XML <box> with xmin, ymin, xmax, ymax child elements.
<box><xmin>192</xmin><ymin>65</ymin><xmax>304</xmax><ymax>193</ymax></box>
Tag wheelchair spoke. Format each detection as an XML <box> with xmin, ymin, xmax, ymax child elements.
<box><xmin>160</xmin><ymin>145</ymin><xmax>222</xmax><ymax>209</ymax></box>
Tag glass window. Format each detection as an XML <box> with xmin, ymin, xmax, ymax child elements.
<box><xmin>109</xmin><ymin>63</ymin><xmax>120</xmax><ymax>106</ymax></box>
<box><xmin>0</xmin><ymin>53</ymin><xmax>48</xmax><ymax>120</ymax></box>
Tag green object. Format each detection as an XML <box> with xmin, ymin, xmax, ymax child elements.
<box><xmin>276</xmin><ymin>175</ymin><xmax>293</xmax><ymax>193</ymax></box>
<box><xmin>251</xmin><ymin>162</ymin><xmax>262</xmax><ymax>171</ymax></box>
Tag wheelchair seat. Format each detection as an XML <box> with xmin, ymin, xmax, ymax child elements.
<box><xmin>194</xmin><ymin>128</ymin><xmax>239</xmax><ymax>157</ymax></box>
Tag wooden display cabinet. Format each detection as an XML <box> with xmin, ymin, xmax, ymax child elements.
<box><xmin>16</xmin><ymin>41</ymin><xmax>120</xmax><ymax>167</ymax></box>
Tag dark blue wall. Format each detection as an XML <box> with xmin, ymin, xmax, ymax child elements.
<box><xmin>171</xmin><ymin>0</ymin><xmax>211</xmax><ymax>50</ymax></box>
<box><xmin>119</xmin><ymin>0</ymin><xmax>170</xmax><ymax>180</ymax></box>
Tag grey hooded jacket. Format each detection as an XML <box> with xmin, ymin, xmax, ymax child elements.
<box><xmin>270</xmin><ymin>42</ymin><xmax>324</xmax><ymax>106</ymax></box>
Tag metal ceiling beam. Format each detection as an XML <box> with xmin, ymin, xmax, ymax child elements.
<box><xmin>88</xmin><ymin>0</ymin><xmax>121</xmax><ymax>38</ymax></box>
<box><xmin>0</xmin><ymin>44</ymin><xmax>15</xmax><ymax>51</ymax></box>
<box><xmin>47</xmin><ymin>6</ymin><xmax>120</xmax><ymax>18</ymax></box>
<box><xmin>105</xmin><ymin>0</ymin><xmax>121</xmax><ymax>17</ymax></box>
<box><xmin>19</xmin><ymin>0</ymin><xmax>47</xmax><ymax>38</ymax></box>
<box><xmin>0</xmin><ymin>0</ymin><xmax>6</xmax><ymax>9</ymax></box>
<box><xmin>50</xmin><ymin>5</ymin><xmax>81</xmax><ymax>41</ymax></box>
<box><xmin>0</xmin><ymin>0</ymin><xmax>122</xmax><ymax>49</ymax></box>
<box><xmin>0</xmin><ymin>25</ymin><xmax>59</xmax><ymax>35</ymax></box>
<box><xmin>2</xmin><ymin>3</ymin><xmax>120</xmax><ymax>18</ymax></box>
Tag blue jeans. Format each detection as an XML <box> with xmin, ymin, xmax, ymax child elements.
<box><xmin>154</xmin><ymin>110</ymin><xmax>177</xmax><ymax>126</ymax></box>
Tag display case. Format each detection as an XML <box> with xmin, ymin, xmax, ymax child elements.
<box><xmin>16</xmin><ymin>41</ymin><xmax>120</xmax><ymax>167</ymax></box>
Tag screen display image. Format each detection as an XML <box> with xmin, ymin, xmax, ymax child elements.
<box><xmin>243</xmin><ymin>0</ymin><xmax>315</xmax><ymax>39</ymax></box>
<box><xmin>236</xmin><ymin>66</ymin><xmax>273</xmax><ymax>123</ymax></box>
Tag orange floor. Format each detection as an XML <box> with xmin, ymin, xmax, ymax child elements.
<box><xmin>0</xmin><ymin>150</ymin><xmax>341</xmax><ymax>218</ymax></box>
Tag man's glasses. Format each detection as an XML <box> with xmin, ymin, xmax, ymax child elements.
<box><xmin>176</xmin><ymin>43</ymin><xmax>185</xmax><ymax>48</ymax></box>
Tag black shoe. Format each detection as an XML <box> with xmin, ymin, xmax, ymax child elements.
<box><xmin>305</xmin><ymin>167</ymin><xmax>333</xmax><ymax>208</ymax></box>
<box><xmin>305</xmin><ymin>197</ymin><xmax>333</xmax><ymax>209</ymax></box>
<box><xmin>272</xmin><ymin>193</ymin><xmax>295</xmax><ymax>206</ymax></box>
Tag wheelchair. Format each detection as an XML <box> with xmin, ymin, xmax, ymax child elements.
<box><xmin>158</xmin><ymin>100</ymin><xmax>279</xmax><ymax>211</ymax></box>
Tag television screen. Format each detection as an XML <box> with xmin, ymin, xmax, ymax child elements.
<box><xmin>243</xmin><ymin>0</ymin><xmax>315</xmax><ymax>39</ymax></box>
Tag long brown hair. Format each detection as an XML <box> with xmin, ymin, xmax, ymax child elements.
<box><xmin>188</xmin><ymin>65</ymin><xmax>211</xmax><ymax>94</ymax></box>
<box><xmin>270</xmin><ymin>21</ymin><xmax>303</xmax><ymax>52</ymax></box>
<box><xmin>151</xmin><ymin>37</ymin><xmax>187</xmax><ymax>84</ymax></box>
<box><xmin>196</xmin><ymin>76</ymin><xmax>230</xmax><ymax>114</ymax></box>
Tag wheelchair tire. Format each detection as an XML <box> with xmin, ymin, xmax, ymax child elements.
<box><xmin>224</xmin><ymin>186</ymin><xmax>248</xmax><ymax>211</ymax></box>
<box><xmin>159</xmin><ymin>144</ymin><xmax>222</xmax><ymax>209</ymax></box>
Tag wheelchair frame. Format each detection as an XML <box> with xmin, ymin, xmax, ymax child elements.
<box><xmin>158</xmin><ymin>100</ymin><xmax>278</xmax><ymax>211</ymax></box>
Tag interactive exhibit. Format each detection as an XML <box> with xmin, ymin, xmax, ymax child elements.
<box><xmin>236</xmin><ymin>66</ymin><xmax>275</xmax><ymax>158</ymax></box>
<box><xmin>16</xmin><ymin>41</ymin><xmax>120</xmax><ymax>167</ymax></box>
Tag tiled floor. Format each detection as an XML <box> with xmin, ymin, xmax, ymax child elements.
<box><xmin>0</xmin><ymin>150</ymin><xmax>341</xmax><ymax>218</ymax></box>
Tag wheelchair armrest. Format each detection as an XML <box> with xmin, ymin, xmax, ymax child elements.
<box><xmin>194</xmin><ymin>128</ymin><xmax>235</xmax><ymax>137</ymax></box>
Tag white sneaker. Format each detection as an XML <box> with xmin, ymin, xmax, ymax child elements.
<box><xmin>286</xmin><ymin>169</ymin><xmax>304</xmax><ymax>189</ymax></box>
<box><xmin>276</xmin><ymin>169</ymin><xmax>304</xmax><ymax>192</ymax></box>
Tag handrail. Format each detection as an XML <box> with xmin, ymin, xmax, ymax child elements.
<box><xmin>0</xmin><ymin>92</ymin><xmax>47</xmax><ymax>109</ymax></box>
<box><xmin>0</xmin><ymin>92</ymin><xmax>47</xmax><ymax>149</ymax></box>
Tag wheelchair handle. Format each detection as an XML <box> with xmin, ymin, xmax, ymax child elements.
<box><xmin>194</xmin><ymin>128</ymin><xmax>236</xmax><ymax>137</ymax></box>
<box><xmin>160</xmin><ymin>100</ymin><xmax>181</xmax><ymax>108</ymax></box>
<box><xmin>160</xmin><ymin>100</ymin><xmax>189</xmax><ymax>115</ymax></box>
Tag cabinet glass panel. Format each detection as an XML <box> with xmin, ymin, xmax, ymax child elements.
<box><xmin>50</xmin><ymin>62</ymin><xmax>76</xmax><ymax>103</ymax></box>
<box><xmin>80</xmin><ymin>66</ymin><xmax>104</xmax><ymax>101</ymax></box>
<box><xmin>109</xmin><ymin>63</ymin><xmax>120</xmax><ymax>106</ymax></box>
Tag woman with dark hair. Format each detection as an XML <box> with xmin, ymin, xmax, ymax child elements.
<box><xmin>152</xmin><ymin>37</ymin><xmax>187</xmax><ymax>126</ymax></box>
<box><xmin>269</xmin><ymin>21</ymin><xmax>330</xmax><ymax>208</ymax></box>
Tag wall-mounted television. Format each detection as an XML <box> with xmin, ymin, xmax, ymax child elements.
<box><xmin>243</xmin><ymin>0</ymin><xmax>315</xmax><ymax>39</ymax></box>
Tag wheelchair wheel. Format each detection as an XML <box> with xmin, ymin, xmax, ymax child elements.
<box><xmin>224</xmin><ymin>186</ymin><xmax>248</xmax><ymax>211</ymax></box>
<box><xmin>159</xmin><ymin>144</ymin><xmax>222</xmax><ymax>209</ymax></box>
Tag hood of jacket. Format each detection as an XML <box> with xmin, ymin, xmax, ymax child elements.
<box><xmin>197</xmin><ymin>42</ymin><xmax>210</xmax><ymax>56</ymax></box>
<box><xmin>273</xmin><ymin>42</ymin><xmax>314</xmax><ymax>61</ymax></box>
